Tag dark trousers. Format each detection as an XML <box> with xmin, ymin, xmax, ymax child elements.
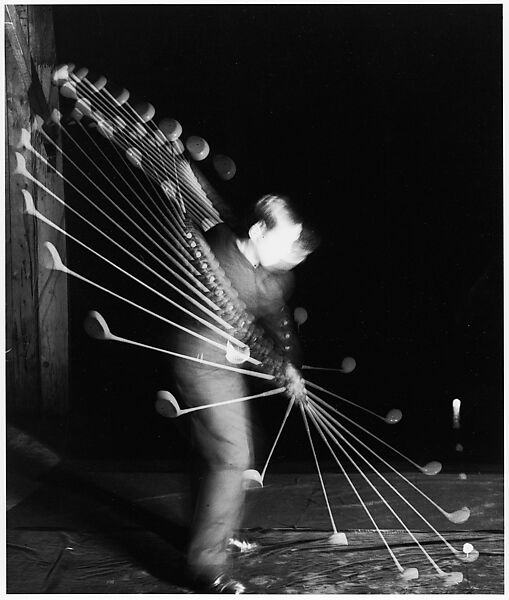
<box><xmin>175</xmin><ymin>359</ymin><xmax>253</xmax><ymax>578</ymax></box>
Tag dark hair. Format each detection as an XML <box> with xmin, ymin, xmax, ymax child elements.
<box><xmin>252</xmin><ymin>194</ymin><xmax>320</xmax><ymax>253</ymax></box>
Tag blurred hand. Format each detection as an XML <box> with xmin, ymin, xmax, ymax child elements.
<box><xmin>284</xmin><ymin>363</ymin><xmax>306</xmax><ymax>403</ymax></box>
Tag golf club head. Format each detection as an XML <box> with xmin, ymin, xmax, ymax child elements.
<box><xmin>385</xmin><ymin>408</ymin><xmax>403</xmax><ymax>424</ymax></box>
<box><xmin>52</xmin><ymin>63</ymin><xmax>74</xmax><ymax>86</ymax></box>
<box><xmin>421</xmin><ymin>461</ymin><xmax>442</xmax><ymax>476</ymax></box>
<box><xmin>13</xmin><ymin>152</ymin><xmax>29</xmax><ymax>177</ymax></box>
<box><xmin>17</xmin><ymin>128</ymin><xmax>32</xmax><ymax>151</ymax></box>
<box><xmin>226</xmin><ymin>340</ymin><xmax>250</xmax><ymax>365</ymax></box>
<box><xmin>447</xmin><ymin>506</ymin><xmax>470</xmax><ymax>524</ymax></box>
<box><xmin>155</xmin><ymin>390</ymin><xmax>181</xmax><ymax>418</ymax></box>
<box><xmin>242</xmin><ymin>469</ymin><xmax>263</xmax><ymax>489</ymax></box>
<box><xmin>32</xmin><ymin>114</ymin><xmax>45</xmax><ymax>132</ymax></box>
<box><xmin>401</xmin><ymin>568</ymin><xmax>419</xmax><ymax>581</ymax></box>
<box><xmin>21</xmin><ymin>189</ymin><xmax>36</xmax><ymax>216</ymax></box>
<box><xmin>329</xmin><ymin>532</ymin><xmax>348</xmax><ymax>545</ymax></box>
<box><xmin>40</xmin><ymin>242</ymin><xmax>65</xmax><ymax>271</ymax></box>
<box><xmin>340</xmin><ymin>356</ymin><xmax>356</xmax><ymax>373</ymax></box>
<box><xmin>441</xmin><ymin>571</ymin><xmax>463</xmax><ymax>586</ymax></box>
<box><xmin>50</xmin><ymin>109</ymin><xmax>63</xmax><ymax>124</ymax></box>
<box><xmin>83</xmin><ymin>310</ymin><xmax>112</xmax><ymax>341</ymax></box>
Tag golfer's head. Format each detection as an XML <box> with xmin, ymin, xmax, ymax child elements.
<box><xmin>248</xmin><ymin>194</ymin><xmax>319</xmax><ymax>271</ymax></box>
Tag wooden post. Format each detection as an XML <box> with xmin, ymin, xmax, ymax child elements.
<box><xmin>5</xmin><ymin>5</ymin><xmax>69</xmax><ymax>416</ymax></box>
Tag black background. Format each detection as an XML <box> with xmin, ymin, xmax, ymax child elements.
<box><xmin>52</xmin><ymin>4</ymin><xmax>503</xmax><ymax>467</ymax></box>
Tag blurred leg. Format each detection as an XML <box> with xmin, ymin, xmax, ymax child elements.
<box><xmin>176</xmin><ymin>364</ymin><xmax>252</xmax><ymax>580</ymax></box>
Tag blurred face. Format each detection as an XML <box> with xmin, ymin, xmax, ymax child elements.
<box><xmin>249</xmin><ymin>216</ymin><xmax>309</xmax><ymax>271</ymax></box>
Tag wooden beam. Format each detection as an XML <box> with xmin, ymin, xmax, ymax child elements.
<box><xmin>28</xmin><ymin>5</ymin><xmax>69</xmax><ymax>414</ymax></box>
<box><xmin>5</xmin><ymin>99</ymin><xmax>41</xmax><ymax>413</ymax></box>
<box><xmin>4</xmin><ymin>5</ymin><xmax>51</xmax><ymax>121</ymax></box>
<box><xmin>5</xmin><ymin>5</ymin><xmax>69</xmax><ymax>415</ymax></box>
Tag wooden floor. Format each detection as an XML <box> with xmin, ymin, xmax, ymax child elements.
<box><xmin>6</xmin><ymin>455</ymin><xmax>504</xmax><ymax>594</ymax></box>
